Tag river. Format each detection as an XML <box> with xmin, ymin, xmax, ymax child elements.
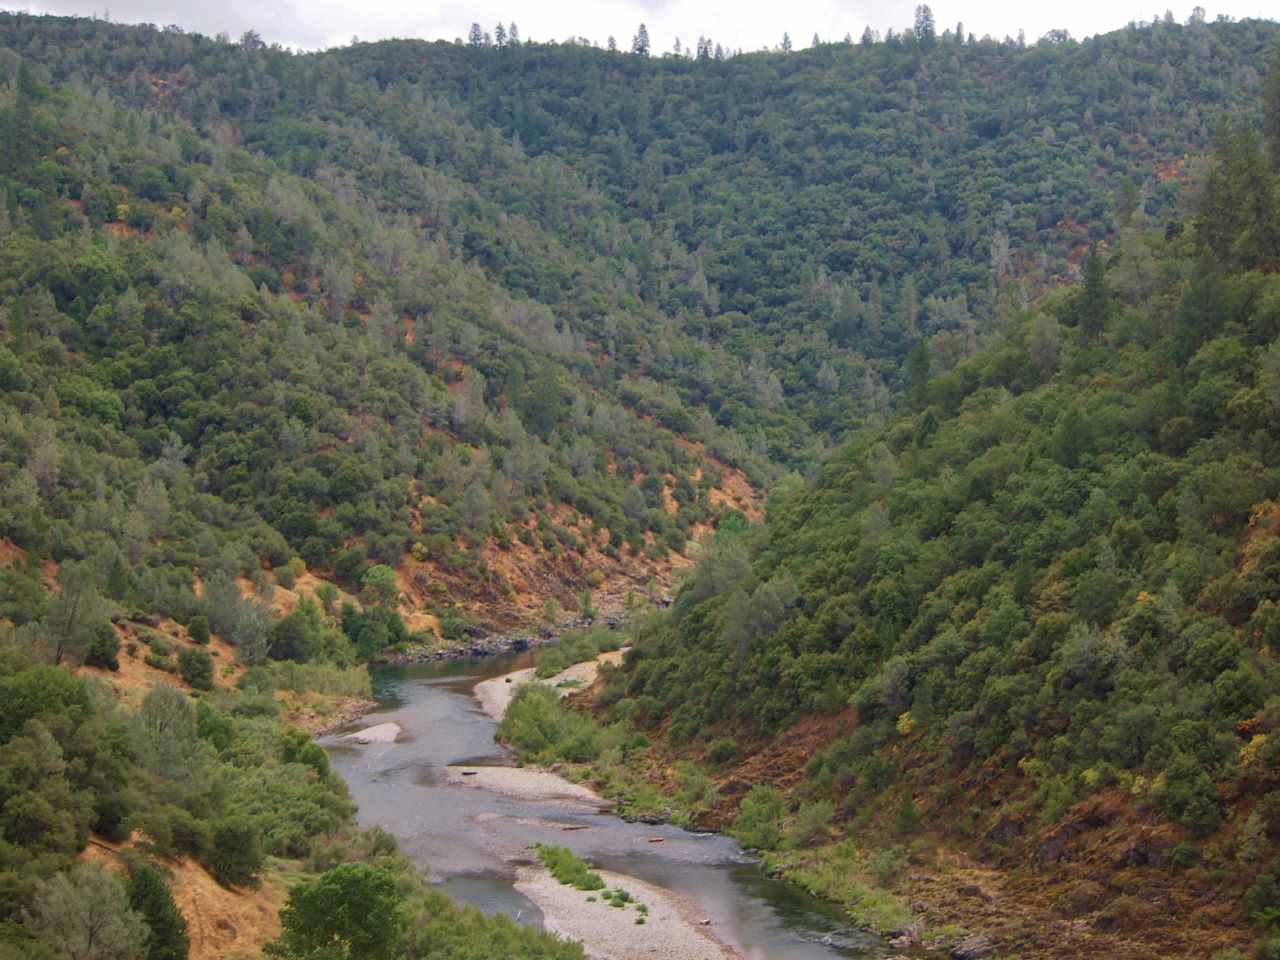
<box><xmin>321</xmin><ymin>649</ymin><xmax>888</xmax><ymax>959</ymax></box>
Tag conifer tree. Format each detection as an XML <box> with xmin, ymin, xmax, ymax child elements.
<box><xmin>1078</xmin><ymin>245</ymin><xmax>1108</xmax><ymax>337</ymax></box>
<box><xmin>127</xmin><ymin>865</ymin><xmax>190</xmax><ymax>960</ymax></box>
<box><xmin>632</xmin><ymin>23</ymin><xmax>650</xmax><ymax>56</ymax></box>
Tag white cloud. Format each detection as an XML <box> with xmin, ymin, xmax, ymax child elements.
<box><xmin>20</xmin><ymin>0</ymin><xmax>1277</xmax><ymax>53</ymax></box>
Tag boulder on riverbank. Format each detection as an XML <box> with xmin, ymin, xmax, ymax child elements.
<box><xmin>444</xmin><ymin>765</ymin><xmax>606</xmax><ymax>806</ymax></box>
<box><xmin>342</xmin><ymin>721</ymin><xmax>402</xmax><ymax>744</ymax></box>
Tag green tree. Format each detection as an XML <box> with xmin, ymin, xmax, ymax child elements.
<box><xmin>25</xmin><ymin>864</ymin><xmax>149</xmax><ymax>960</ymax></box>
<box><xmin>280</xmin><ymin>727</ymin><xmax>330</xmax><ymax>778</ymax></box>
<box><xmin>41</xmin><ymin>562</ymin><xmax>109</xmax><ymax>665</ymax></box>
<box><xmin>733</xmin><ymin>785</ymin><xmax>785</xmax><ymax>850</ymax></box>
<box><xmin>632</xmin><ymin>24</ymin><xmax>650</xmax><ymax>56</ymax></box>
<box><xmin>265</xmin><ymin>864</ymin><xmax>404</xmax><ymax>960</ymax></box>
<box><xmin>83</xmin><ymin>622</ymin><xmax>120</xmax><ymax>671</ymax></box>
<box><xmin>906</xmin><ymin>341</ymin><xmax>930</xmax><ymax>410</ymax></box>
<box><xmin>178</xmin><ymin>647</ymin><xmax>214</xmax><ymax>690</ymax></box>
<box><xmin>127</xmin><ymin>864</ymin><xmax>190</xmax><ymax>960</ymax></box>
<box><xmin>1078</xmin><ymin>246</ymin><xmax>1108</xmax><ymax>337</ymax></box>
<box><xmin>131</xmin><ymin>685</ymin><xmax>201</xmax><ymax>778</ymax></box>
<box><xmin>359</xmin><ymin>565</ymin><xmax>399</xmax><ymax>608</ymax></box>
<box><xmin>315</xmin><ymin>583</ymin><xmax>339</xmax><ymax>616</ymax></box>
<box><xmin>914</xmin><ymin>5</ymin><xmax>936</xmax><ymax>46</ymax></box>
<box><xmin>186</xmin><ymin>615</ymin><xmax>210</xmax><ymax>645</ymax></box>
<box><xmin>209</xmin><ymin>817</ymin><xmax>263</xmax><ymax>888</ymax></box>
<box><xmin>0</xmin><ymin>666</ymin><xmax>90</xmax><ymax>744</ymax></box>
<box><xmin>1050</xmin><ymin>407</ymin><xmax>1093</xmax><ymax>468</ymax></box>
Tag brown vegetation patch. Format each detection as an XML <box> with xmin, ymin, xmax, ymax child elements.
<box><xmin>1238</xmin><ymin>499</ymin><xmax>1280</xmax><ymax>573</ymax></box>
<box><xmin>78</xmin><ymin>620</ymin><xmax>243</xmax><ymax>708</ymax></box>
<box><xmin>0</xmin><ymin>538</ymin><xmax>25</xmax><ymax>567</ymax></box>
<box><xmin>80</xmin><ymin>836</ymin><xmax>285</xmax><ymax>960</ymax></box>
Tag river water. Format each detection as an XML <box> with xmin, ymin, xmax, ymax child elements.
<box><xmin>321</xmin><ymin>650</ymin><xmax>888</xmax><ymax>959</ymax></box>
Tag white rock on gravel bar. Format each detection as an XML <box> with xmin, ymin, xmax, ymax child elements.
<box><xmin>342</xmin><ymin>721</ymin><xmax>402</xmax><ymax>744</ymax></box>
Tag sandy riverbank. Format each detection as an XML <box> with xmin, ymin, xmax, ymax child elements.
<box><xmin>515</xmin><ymin>865</ymin><xmax>738</xmax><ymax>960</ymax></box>
<box><xmin>444</xmin><ymin>765</ymin><xmax>607</xmax><ymax>806</ymax></box>
<box><xmin>473</xmin><ymin>649</ymin><xmax>627</xmax><ymax>721</ymax></box>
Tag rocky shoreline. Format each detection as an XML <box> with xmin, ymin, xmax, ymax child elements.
<box><xmin>381</xmin><ymin>611</ymin><xmax>625</xmax><ymax>665</ymax></box>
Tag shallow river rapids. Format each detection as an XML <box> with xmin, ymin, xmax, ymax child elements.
<box><xmin>322</xmin><ymin>650</ymin><xmax>889</xmax><ymax>959</ymax></box>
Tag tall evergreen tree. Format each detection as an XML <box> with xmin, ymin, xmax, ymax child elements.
<box><xmin>906</xmin><ymin>341</ymin><xmax>930</xmax><ymax>410</ymax></box>
<box><xmin>631</xmin><ymin>23</ymin><xmax>650</xmax><ymax>57</ymax></box>
<box><xmin>1078</xmin><ymin>245</ymin><xmax>1108</xmax><ymax>337</ymax></box>
<box><xmin>914</xmin><ymin>5</ymin><xmax>936</xmax><ymax>46</ymax></box>
<box><xmin>127</xmin><ymin>865</ymin><xmax>190</xmax><ymax>960</ymax></box>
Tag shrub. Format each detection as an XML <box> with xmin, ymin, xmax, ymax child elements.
<box><xmin>84</xmin><ymin>622</ymin><xmax>120</xmax><ymax>671</ymax></box>
<box><xmin>274</xmin><ymin>565</ymin><xmax>297</xmax><ymax>590</ymax></box>
<box><xmin>208</xmin><ymin>818</ymin><xmax>263</xmax><ymax>888</ymax></box>
<box><xmin>186</xmin><ymin>615</ymin><xmax>210</xmax><ymax>645</ymax></box>
<box><xmin>734</xmin><ymin>785</ymin><xmax>785</xmax><ymax>851</ymax></box>
<box><xmin>1170</xmin><ymin>842</ymin><xmax>1199</xmax><ymax>868</ymax></box>
<box><xmin>534</xmin><ymin>844</ymin><xmax>605</xmax><ymax>891</ymax></box>
<box><xmin>280</xmin><ymin>727</ymin><xmax>330</xmax><ymax>778</ymax></box>
<box><xmin>1159</xmin><ymin>753</ymin><xmax>1222</xmax><ymax>836</ymax></box>
<box><xmin>178</xmin><ymin>647</ymin><xmax>214</xmax><ymax>691</ymax></box>
<box><xmin>868</xmin><ymin>845</ymin><xmax>905</xmax><ymax>886</ymax></box>
<box><xmin>534</xmin><ymin>627</ymin><xmax>623</xmax><ymax>679</ymax></box>
<box><xmin>786</xmin><ymin>799</ymin><xmax>835</xmax><ymax>849</ymax></box>
<box><xmin>145</xmin><ymin>652</ymin><xmax>176</xmax><ymax>672</ymax></box>
<box><xmin>674</xmin><ymin>760</ymin><xmax>717</xmax><ymax>810</ymax></box>
<box><xmin>894</xmin><ymin>793</ymin><xmax>920</xmax><ymax>837</ymax></box>
<box><xmin>706</xmin><ymin>737</ymin><xmax>738</xmax><ymax>766</ymax></box>
<box><xmin>497</xmin><ymin>684</ymin><xmax>602</xmax><ymax>763</ymax></box>
<box><xmin>1246</xmin><ymin>858</ymin><xmax>1280</xmax><ymax>928</ymax></box>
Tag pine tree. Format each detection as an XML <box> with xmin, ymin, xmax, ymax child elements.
<box><xmin>1078</xmin><ymin>245</ymin><xmax>1109</xmax><ymax>337</ymax></box>
<box><xmin>467</xmin><ymin>22</ymin><xmax>485</xmax><ymax>47</ymax></box>
<box><xmin>914</xmin><ymin>5</ymin><xmax>936</xmax><ymax>45</ymax></box>
<box><xmin>494</xmin><ymin>23</ymin><xmax>507</xmax><ymax>47</ymax></box>
<box><xmin>780</xmin><ymin>33</ymin><xmax>792</xmax><ymax>53</ymax></box>
<box><xmin>128</xmin><ymin>865</ymin><xmax>190</xmax><ymax>960</ymax></box>
<box><xmin>906</xmin><ymin>341</ymin><xmax>930</xmax><ymax>410</ymax></box>
<box><xmin>632</xmin><ymin>23</ymin><xmax>650</xmax><ymax>57</ymax></box>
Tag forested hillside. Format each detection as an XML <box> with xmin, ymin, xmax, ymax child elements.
<box><xmin>0</xmin><ymin>12</ymin><xmax>1275</xmax><ymax>650</ymax></box>
<box><xmin>2</xmin><ymin>9</ymin><xmax>1280</xmax><ymax>959</ymax></box>
<box><xmin>593</xmin><ymin>63</ymin><xmax>1280</xmax><ymax>959</ymax></box>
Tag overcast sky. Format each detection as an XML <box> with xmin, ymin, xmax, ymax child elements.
<box><xmin>12</xmin><ymin>1</ymin><xmax>1276</xmax><ymax>53</ymax></box>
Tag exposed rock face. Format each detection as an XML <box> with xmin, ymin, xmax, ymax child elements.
<box><xmin>950</xmin><ymin>933</ymin><xmax>996</xmax><ymax>960</ymax></box>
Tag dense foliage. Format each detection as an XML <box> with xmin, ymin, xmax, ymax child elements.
<box><xmin>0</xmin><ymin>642</ymin><xmax>346</xmax><ymax>946</ymax></box>
<box><xmin>3</xmin><ymin>9</ymin><xmax>1280</xmax><ymax>956</ymax></box>
<box><xmin>0</xmin><ymin>14</ymin><xmax>741</xmax><ymax>663</ymax></box>
<box><xmin>607</xmin><ymin>60</ymin><xmax>1280</xmax><ymax>937</ymax></box>
<box><xmin>384</xmin><ymin>14</ymin><xmax>1277</xmax><ymax>459</ymax></box>
<box><xmin>266</xmin><ymin>856</ymin><xmax>585</xmax><ymax>960</ymax></box>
